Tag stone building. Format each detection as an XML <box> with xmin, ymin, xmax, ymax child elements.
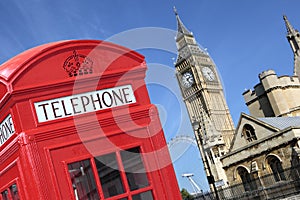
<box><xmin>220</xmin><ymin>16</ymin><xmax>300</xmax><ymax>198</ymax></box>
<box><xmin>222</xmin><ymin>113</ymin><xmax>300</xmax><ymax>185</ymax></box>
<box><xmin>173</xmin><ymin>9</ymin><xmax>300</xmax><ymax>198</ymax></box>
<box><xmin>243</xmin><ymin>70</ymin><xmax>300</xmax><ymax>118</ymax></box>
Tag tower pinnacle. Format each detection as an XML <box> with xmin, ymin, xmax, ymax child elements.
<box><xmin>283</xmin><ymin>15</ymin><xmax>300</xmax><ymax>77</ymax></box>
<box><xmin>174</xmin><ymin>8</ymin><xmax>192</xmax><ymax>39</ymax></box>
<box><xmin>283</xmin><ymin>15</ymin><xmax>297</xmax><ymax>35</ymax></box>
<box><xmin>173</xmin><ymin>6</ymin><xmax>178</xmax><ymax>16</ymax></box>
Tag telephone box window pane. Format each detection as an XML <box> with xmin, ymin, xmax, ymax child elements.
<box><xmin>1</xmin><ymin>190</ymin><xmax>8</xmax><ymax>200</ymax></box>
<box><xmin>68</xmin><ymin>159</ymin><xmax>100</xmax><ymax>200</ymax></box>
<box><xmin>95</xmin><ymin>153</ymin><xmax>125</xmax><ymax>198</ymax></box>
<box><xmin>132</xmin><ymin>190</ymin><xmax>153</xmax><ymax>200</ymax></box>
<box><xmin>120</xmin><ymin>147</ymin><xmax>149</xmax><ymax>191</ymax></box>
<box><xmin>9</xmin><ymin>184</ymin><xmax>20</xmax><ymax>200</ymax></box>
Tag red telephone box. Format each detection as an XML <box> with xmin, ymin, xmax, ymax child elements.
<box><xmin>0</xmin><ymin>40</ymin><xmax>181</xmax><ymax>200</ymax></box>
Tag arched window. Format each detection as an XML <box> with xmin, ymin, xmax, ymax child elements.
<box><xmin>291</xmin><ymin>148</ymin><xmax>300</xmax><ymax>179</ymax></box>
<box><xmin>242</xmin><ymin>124</ymin><xmax>257</xmax><ymax>142</ymax></box>
<box><xmin>237</xmin><ymin>167</ymin><xmax>256</xmax><ymax>191</ymax></box>
<box><xmin>267</xmin><ymin>155</ymin><xmax>286</xmax><ymax>182</ymax></box>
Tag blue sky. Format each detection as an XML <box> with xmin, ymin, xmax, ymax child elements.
<box><xmin>1</xmin><ymin>0</ymin><xmax>300</xmax><ymax>194</ymax></box>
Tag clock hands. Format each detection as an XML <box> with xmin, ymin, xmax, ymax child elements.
<box><xmin>206</xmin><ymin>71</ymin><xmax>215</xmax><ymax>80</ymax></box>
<box><xmin>202</xmin><ymin>67</ymin><xmax>215</xmax><ymax>81</ymax></box>
<box><xmin>181</xmin><ymin>72</ymin><xmax>194</xmax><ymax>88</ymax></box>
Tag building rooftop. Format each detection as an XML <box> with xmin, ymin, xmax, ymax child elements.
<box><xmin>259</xmin><ymin>116</ymin><xmax>300</xmax><ymax>130</ymax></box>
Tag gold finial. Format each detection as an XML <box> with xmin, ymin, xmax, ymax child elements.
<box><xmin>173</xmin><ymin>6</ymin><xmax>178</xmax><ymax>15</ymax></box>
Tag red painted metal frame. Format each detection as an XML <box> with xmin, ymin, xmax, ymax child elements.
<box><xmin>0</xmin><ymin>40</ymin><xmax>181</xmax><ymax>199</ymax></box>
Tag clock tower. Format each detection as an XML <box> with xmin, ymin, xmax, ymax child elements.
<box><xmin>173</xmin><ymin>8</ymin><xmax>235</xmax><ymax>187</ymax></box>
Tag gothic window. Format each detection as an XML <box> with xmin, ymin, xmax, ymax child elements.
<box><xmin>291</xmin><ymin>147</ymin><xmax>300</xmax><ymax>179</ymax></box>
<box><xmin>207</xmin><ymin>151</ymin><xmax>215</xmax><ymax>164</ymax></box>
<box><xmin>186</xmin><ymin>38</ymin><xmax>194</xmax><ymax>44</ymax></box>
<box><xmin>237</xmin><ymin>167</ymin><xmax>253</xmax><ymax>192</ymax></box>
<box><xmin>212</xmin><ymin>146</ymin><xmax>220</xmax><ymax>158</ymax></box>
<box><xmin>267</xmin><ymin>155</ymin><xmax>286</xmax><ymax>182</ymax></box>
<box><xmin>177</xmin><ymin>39</ymin><xmax>185</xmax><ymax>49</ymax></box>
<box><xmin>242</xmin><ymin>124</ymin><xmax>257</xmax><ymax>142</ymax></box>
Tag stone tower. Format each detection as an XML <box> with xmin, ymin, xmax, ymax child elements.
<box><xmin>173</xmin><ymin>9</ymin><xmax>235</xmax><ymax>186</ymax></box>
<box><xmin>284</xmin><ymin>15</ymin><xmax>300</xmax><ymax>77</ymax></box>
<box><xmin>242</xmin><ymin>16</ymin><xmax>300</xmax><ymax>118</ymax></box>
<box><xmin>243</xmin><ymin>70</ymin><xmax>300</xmax><ymax>117</ymax></box>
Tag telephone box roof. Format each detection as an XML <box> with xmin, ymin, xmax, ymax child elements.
<box><xmin>0</xmin><ymin>39</ymin><xmax>145</xmax><ymax>105</ymax></box>
<box><xmin>0</xmin><ymin>39</ymin><xmax>144</xmax><ymax>81</ymax></box>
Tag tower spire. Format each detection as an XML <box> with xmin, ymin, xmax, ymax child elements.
<box><xmin>283</xmin><ymin>15</ymin><xmax>297</xmax><ymax>35</ymax></box>
<box><xmin>283</xmin><ymin>15</ymin><xmax>300</xmax><ymax>77</ymax></box>
<box><xmin>173</xmin><ymin>6</ymin><xmax>178</xmax><ymax>15</ymax></box>
<box><xmin>173</xmin><ymin>7</ymin><xmax>192</xmax><ymax>39</ymax></box>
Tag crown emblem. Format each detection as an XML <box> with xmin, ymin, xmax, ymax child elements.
<box><xmin>63</xmin><ymin>50</ymin><xmax>93</xmax><ymax>77</ymax></box>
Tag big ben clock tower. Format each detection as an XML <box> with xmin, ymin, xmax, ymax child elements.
<box><xmin>173</xmin><ymin>8</ymin><xmax>235</xmax><ymax>187</ymax></box>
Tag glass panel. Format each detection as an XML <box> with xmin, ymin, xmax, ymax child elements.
<box><xmin>10</xmin><ymin>184</ymin><xmax>20</xmax><ymax>200</ymax></box>
<box><xmin>120</xmin><ymin>147</ymin><xmax>149</xmax><ymax>191</ymax></box>
<box><xmin>132</xmin><ymin>190</ymin><xmax>153</xmax><ymax>200</ymax></box>
<box><xmin>95</xmin><ymin>152</ymin><xmax>124</xmax><ymax>198</ymax></box>
<box><xmin>1</xmin><ymin>190</ymin><xmax>8</xmax><ymax>200</ymax></box>
<box><xmin>68</xmin><ymin>159</ymin><xmax>100</xmax><ymax>200</ymax></box>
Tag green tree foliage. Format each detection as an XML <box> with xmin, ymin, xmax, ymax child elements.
<box><xmin>181</xmin><ymin>188</ymin><xmax>193</xmax><ymax>200</ymax></box>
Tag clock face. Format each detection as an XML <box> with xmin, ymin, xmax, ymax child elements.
<box><xmin>181</xmin><ymin>71</ymin><xmax>194</xmax><ymax>88</ymax></box>
<box><xmin>202</xmin><ymin>66</ymin><xmax>215</xmax><ymax>81</ymax></box>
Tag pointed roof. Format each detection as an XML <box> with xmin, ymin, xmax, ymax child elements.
<box><xmin>283</xmin><ymin>15</ymin><xmax>297</xmax><ymax>35</ymax></box>
<box><xmin>174</xmin><ymin>7</ymin><xmax>193</xmax><ymax>39</ymax></box>
<box><xmin>228</xmin><ymin>113</ymin><xmax>300</xmax><ymax>153</ymax></box>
